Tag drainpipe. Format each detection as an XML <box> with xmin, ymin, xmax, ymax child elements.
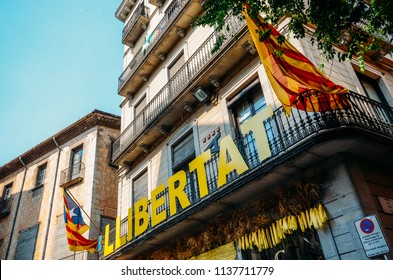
<box><xmin>5</xmin><ymin>156</ymin><xmax>28</xmax><ymax>259</ymax></box>
<box><xmin>41</xmin><ymin>137</ymin><xmax>61</xmax><ymax>259</ymax></box>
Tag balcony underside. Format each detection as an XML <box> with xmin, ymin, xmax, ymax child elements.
<box><xmin>119</xmin><ymin>0</ymin><xmax>203</xmax><ymax>97</ymax></box>
<box><xmin>115</xmin><ymin>26</ymin><xmax>252</xmax><ymax>166</ymax></box>
<box><xmin>108</xmin><ymin>128</ymin><xmax>393</xmax><ymax>259</ymax></box>
<box><xmin>123</xmin><ymin>15</ymin><xmax>150</xmax><ymax>47</ymax></box>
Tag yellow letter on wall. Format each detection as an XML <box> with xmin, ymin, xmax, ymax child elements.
<box><xmin>217</xmin><ymin>135</ymin><xmax>249</xmax><ymax>188</ymax></box>
<box><xmin>115</xmin><ymin>216</ymin><xmax>126</xmax><ymax>249</ymax></box>
<box><xmin>189</xmin><ymin>150</ymin><xmax>211</xmax><ymax>199</ymax></box>
<box><xmin>168</xmin><ymin>170</ymin><xmax>191</xmax><ymax>216</ymax></box>
<box><xmin>151</xmin><ymin>184</ymin><xmax>167</xmax><ymax>227</ymax></box>
<box><xmin>104</xmin><ymin>224</ymin><xmax>114</xmax><ymax>257</ymax></box>
<box><xmin>240</xmin><ymin>105</ymin><xmax>273</xmax><ymax>161</ymax></box>
<box><xmin>134</xmin><ymin>197</ymin><xmax>149</xmax><ymax>237</ymax></box>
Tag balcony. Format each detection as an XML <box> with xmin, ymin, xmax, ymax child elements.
<box><xmin>118</xmin><ymin>0</ymin><xmax>203</xmax><ymax>96</ymax></box>
<box><xmin>149</xmin><ymin>0</ymin><xmax>166</xmax><ymax>8</ymax></box>
<box><xmin>105</xmin><ymin>92</ymin><xmax>393</xmax><ymax>259</ymax></box>
<box><xmin>0</xmin><ymin>198</ymin><xmax>11</xmax><ymax>218</ymax></box>
<box><xmin>116</xmin><ymin>0</ymin><xmax>138</xmax><ymax>22</ymax></box>
<box><xmin>122</xmin><ymin>3</ymin><xmax>150</xmax><ymax>47</ymax></box>
<box><xmin>113</xmin><ymin>15</ymin><xmax>251</xmax><ymax>165</ymax></box>
<box><xmin>60</xmin><ymin>251</ymin><xmax>99</xmax><ymax>260</ymax></box>
<box><xmin>60</xmin><ymin>162</ymin><xmax>85</xmax><ymax>189</ymax></box>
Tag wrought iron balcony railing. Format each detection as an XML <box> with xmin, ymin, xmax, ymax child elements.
<box><xmin>60</xmin><ymin>162</ymin><xmax>85</xmax><ymax>189</ymax></box>
<box><xmin>105</xmin><ymin>92</ymin><xmax>393</xmax><ymax>256</ymax></box>
<box><xmin>113</xmin><ymin>15</ymin><xmax>245</xmax><ymax>162</ymax></box>
<box><xmin>0</xmin><ymin>198</ymin><xmax>11</xmax><ymax>218</ymax></box>
<box><xmin>118</xmin><ymin>0</ymin><xmax>190</xmax><ymax>92</ymax></box>
<box><xmin>122</xmin><ymin>3</ymin><xmax>150</xmax><ymax>47</ymax></box>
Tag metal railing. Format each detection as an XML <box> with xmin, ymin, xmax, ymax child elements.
<box><xmin>60</xmin><ymin>251</ymin><xmax>99</xmax><ymax>260</ymax></box>
<box><xmin>122</xmin><ymin>3</ymin><xmax>150</xmax><ymax>43</ymax></box>
<box><xmin>118</xmin><ymin>0</ymin><xmax>190</xmax><ymax>91</ymax></box>
<box><xmin>113</xmin><ymin>15</ymin><xmax>245</xmax><ymax>162</ymax></box>
<box><xmin>60</xmin><ymin>162</ymin><xmax>85</xmax><ymax>188</ymax></box>
<box><xmin>106</xmin><ymin>92</ymin><xmax>393</xmax><ymax>253</ymax></box>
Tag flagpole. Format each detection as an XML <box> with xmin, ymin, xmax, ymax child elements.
<box><xmin>65</xmin><ymin>188</ymin><xmax>103</xmax><ymax>235</ymax></box>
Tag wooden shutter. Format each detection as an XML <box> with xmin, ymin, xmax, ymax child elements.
<box><xmin>134</xmin><ymin>96</ymin><xmax>146</xmax><ymax>117</ymax></box>
<box><xmin>14</xmin><ymin>224</ymin><xmax>39</xmax><ymax>260</ymax></box>
<box><xmin>133</xmin><ymin>171</ymin><xmax>148</xmax><ymax>204</ymax></box>
<box><xmin>168</xmin><ymin>52</ymin><xmax>185</xmax><ymax>79</ymax></box>
<box><xmin>53</xmin><ymin>214</ymin><xmax>70</xmax><ymax>259</ymax></box>
<box><xmin>172</xmin><ymin>132</ymin><xmax>195</xmax><ymax>170</ymax></box>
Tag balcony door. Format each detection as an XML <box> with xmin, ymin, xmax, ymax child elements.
<box><xmin>228</xmin><ymin>80</ymin><xmax>271</xmax><ymax>166</ymax></box>
<box><xmin>134</xmin><ymin>95</ymin><xmax>146</xmax><ymax>132</ymax></box>
<box><xmin>70</xmin><ymin>146</ymin><xmax>83</xmax><ymax>180</ymax></box>
<box><xmin>171</xmin><ymin>131</ymin><xmax>198</xmax><ymax>205</ymax></box>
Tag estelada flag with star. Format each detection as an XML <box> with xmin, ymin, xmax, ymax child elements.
<box><xmin>63</xmin><ymin>188</ymin><xmax>100</xmax><ymax>253</ymax></box>
<box><xmin>242</xmin><ymin>4</ymin><xmax>350</xmax><ymax>116</ymax></box>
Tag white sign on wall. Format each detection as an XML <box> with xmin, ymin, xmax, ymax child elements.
<box><xmin>355</xmin><ymin>215</ymin><xmax>389</xmax><ymax>258</ymax></box>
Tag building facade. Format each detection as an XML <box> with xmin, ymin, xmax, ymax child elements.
<box><xmin>105</xmin><ymin>0</ymin><xmax>393</xmax><ymax>260</ymax></box>
<box><xmin>0</xmin><ymin>110</ymin><xmax>120</xmax><ymax>260</ymax></box>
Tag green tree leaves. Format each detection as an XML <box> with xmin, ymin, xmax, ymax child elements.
<box><xmin>193</xmin><ymin>0</ymin><xmax>392</xmax><ymax>68</ymax></box>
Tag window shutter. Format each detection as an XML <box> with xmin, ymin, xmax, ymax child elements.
<box><xmin>14</xmin><ymin>224</ymin><xmax>39</xmax><ymax>260</ymax></box>
<box><xmin>172</xmin><ymin>132</ymin><xmax>195</xmax><ymax>170</ymax></box>
<box><xmin>168</xmin><ymin>53</ymin><xmax>185</xmax><ymax>79</ymax></box>
<box><xmin>53</xmin><ymin>215</ymin><xmax>70</xmax><ymax>259</ymax></box>
<box><xmin>133</xmin><ymin>171</ymin><xmax>148</xmax><ymax>204</ymax></box>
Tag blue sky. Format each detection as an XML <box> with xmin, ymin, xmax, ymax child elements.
<box><xmin>0</xmin><ymin>1</ymin><xmax>123</xmax><ymax>166</ymax></box>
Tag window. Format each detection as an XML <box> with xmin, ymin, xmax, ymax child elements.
<box><xmin>134</xmin><ymin>95</ymin><xmax>146</xmax><ymax>130</ymax></box>
<box><xmin>172</xmin><ymin>132</ymin><xmax>195</xmax><ymax>172</ymax></box>
<box><xmin>35</xmin><ymin>164</ymin><xmax>47</xmax><ymax>188</ymax></box>
<box><xmin>134</xmin><ymin>95</ymin><xmax>146</xmax><ymax>117</ymax></box>
<box><xmin>228</xmin><ymin>80</ymin><xmax>271</xmax><ymax>166</ymax></box>
<box><xmin>100</xmin><ymin>216</ymin><xmax>116</xmax><ymax>245</ymax></box>
<box><xmin>357</xmin><ymin>73</ymin><xmax>392</xmax><ymax>122</ymax></box>
<box><xmin>168</xmin><ymin>52</ymin><xmax>185</xmax><ymax>80</ymax></box>
<box><xmin>132</xmin><ymin>170</ymin><xmax>149</xmax><ymax>228</ymax></box>
<box><xmin>171</xmin><ymin>131</ymin><xmax>198</xmax><ymax>204</ymax></box>
<box><xmin>357</xmin><ymin>73</ymin><xmax>387</xmax><ymax>104</ymax></box>
<box><xmin>2</xmin><ymin>183</ymin><xmax>12</xmax><ymax>200</ymax></box>
<box><xmin>14</xmin><ymin>224</ymin><xmax>39</xmax><ymax>260</ymax></box>
<box><xmin>132</xmin><ymin>170</ymin><xmax>148</xmax><ymax>205</ymax></box>
<box><xmin>229</xmin><ymin>80</ymin><xmax>266</xmax><ymax>131</ymax></box>
<box><xmin>70</xmin><ymin>146</ymin><xmax>83</xmax><ymax>180</ymax></box>
<box><xmin>239</xmin><ymin>229</ymin><xmax>324</xmax><ymax>260</ymax></box>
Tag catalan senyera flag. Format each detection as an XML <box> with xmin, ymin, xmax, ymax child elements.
<box><xmin>63</xmin><ymin>188</ymin><xmax>99</xmax><ymax>253</ymax></box>
<box><xmin>242</xmin><ymin>5</ymin><xmax>350</xmax><ymax>115</ymax></box>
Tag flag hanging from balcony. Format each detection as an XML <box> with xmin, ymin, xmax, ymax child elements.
<box><xmin>242</xmin><ymin>5</ymin><xmax>350</xmax><ymax>115</ymax></box>
<box><xmin>63</xmin><ymin>188</ymin><xmax>100</xmax><ymax>253</ymax></box>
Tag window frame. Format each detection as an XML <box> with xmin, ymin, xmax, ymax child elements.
<box><xmin>34</xmin><ymin>163</ymin><xmax>47</xmax><ymax>189</ymax></box>
<box><xmin>70</xmin><ymin>146</ymin><xmax>83</xmax><ymax>181</ymax></box>
<box><xmin>131</xmin><ymin>168</ymin><xmax>149</xmax><ymax>205</ymax></box>
<box><xmin>167</xmin><ymin>51</ymin><xmax>185</xmax><ymax>81</ymax></box>
<box><xmin>167</xmin><ymin>125</ymin><xmax>200</xmax><ymax>206</ymax></box>
<box><xmin>171</xmin><ymin>131</ymin><xmax>196</xmax><ymax>173</ymax></box>
<box><xmin>2</xmin><ymin>183</ymin><xmax>12</xmax><ymax>200</ymax></box>
<box><xmin>356</xmin><ymin>72</ymin><xmax>388</xmax><ymax>105</ymax></box>
<box><xmin>227</xmin><ymin>80</ymin><xmax>267</xmax><ymax>135</ymax></box>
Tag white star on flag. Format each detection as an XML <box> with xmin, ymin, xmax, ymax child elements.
<box><xmin>69</xmin><ymin>207</ymin><xmax>77</xmax><ymax>219</ymax></box>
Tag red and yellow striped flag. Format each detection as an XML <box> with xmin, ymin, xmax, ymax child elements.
<box><xmin>242</xmin><ymin>5</ymin><xmax>350</xmax><ymax>115</ymax></box>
